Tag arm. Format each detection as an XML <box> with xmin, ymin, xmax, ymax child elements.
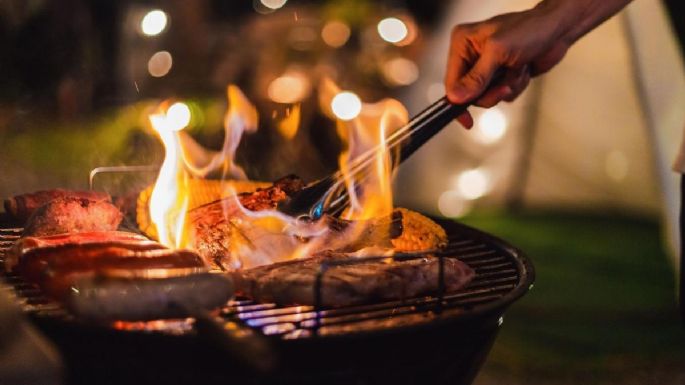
<box><xmin>446</xmin><ymin>0</ymin><xmax>633</xmax><ymax>128</ymax></box>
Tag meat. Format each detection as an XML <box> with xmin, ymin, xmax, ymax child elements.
<box><xmin>10</xmin><ymin>232</ymin><xmax>206</xmax><ymax>300</ymax></box>
<box><xmin>22</xmin><ymin>197</ymin><xmax>123</xmax><ymax>237</ymax></box>
<box><xmin>4</xmin><ymin>189</ymin><xmax>110</xmax><ymax>223</ymax></box>
<box><xmin>4</xmin><ymin>231</ymin><xmax>161</xmax><ymax>272</ymax></box>
<box><xmin>68</xmin><ymin>273</ymin><xmax>234</xmax><ymax>321</ymax></box>
<box><xmin>233</xmin><ymin>250</ymin><xmax>475</xmax><ymax>307</ymax></box>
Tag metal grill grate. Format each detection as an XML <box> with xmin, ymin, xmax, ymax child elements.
<box><xmin>0</xmin><ymin>220</ymin><xmax>530</xmax><ymax>339</ymax></box>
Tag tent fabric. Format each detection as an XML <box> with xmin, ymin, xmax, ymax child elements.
<box><xmin>395</xmin><ymin>0</ymin><xmax>685</xmax><ymax>267</ymax></box>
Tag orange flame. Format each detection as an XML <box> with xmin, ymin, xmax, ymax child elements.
<box><xmin>148</xmin><ymin>85</ymin><xmax>258</xmax><ymax>248</ymax></box>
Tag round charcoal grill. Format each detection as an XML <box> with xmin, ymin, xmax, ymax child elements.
<box><xmin>0</xmin><ymin>214</ymin><xmax>534</xmax><ymax>385</ymax></box>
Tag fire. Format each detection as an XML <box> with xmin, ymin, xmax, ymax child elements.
<box><xmin>148</xmin><ymin>79</ymin><xmax>408</xmax><ymax>268</ymax></box>
<box><xmin>148</xmin><ymin>86</ymin><xmax>258</xmax><ymax>248</ymax></box>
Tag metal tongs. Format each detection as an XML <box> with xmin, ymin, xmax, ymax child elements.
<box><xmin>277</xmin><ymin>96</ymin><xmax>473</xmax><ymax>220</ymax></box>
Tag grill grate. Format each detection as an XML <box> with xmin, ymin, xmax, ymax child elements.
<box><xmin>0</xmin><ymin>220</ymin><xmax>529</xmax><ymax>339</ymax></box>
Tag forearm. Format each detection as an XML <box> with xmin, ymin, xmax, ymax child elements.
<box><xmin>535</xmin><ymin>0</ymin><xmax>633</xmax><ymax>45</ymax></box>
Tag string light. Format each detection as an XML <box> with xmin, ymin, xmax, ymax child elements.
<box><xmin>377</xmin><ymin>17</ymin><xmax>408</xmax><ymax>44</ymax></box>
<box><xmin>140</xmin><ymin>10</ymin><xmax>168</xmax><ymax>36</ymax></box>
<box><xmin>166</xmin><ymin>102</ymin><xmax>191</xmax><ymax>131</ymax></box>
<box><xmin>331</xmin><ymin>91</ymin><xmax>362</xmax><ymax>121</ymax></box>
<box><xmin>260</xmin><ymin>0</ymin><xmax>287</xmax><ymax>10</ymax></box>
<box><xmin>455</xmin><ymin>168</ymin><xmax>491</xmax><ymax>200</ymax></box>
<box><xmin>148</xmin><ymin>51</ymin><xmax>173</xmax><ymax>78</ymax></box>
<box><xmin>474</xmin><ymin>108</ymin><xmax>507</xmax><ymax>144</ymax></box>
<box><xmin>438</xmin><ymin>190</ymin><xmax>472</xmax><ymax>218</ymax></box>
<box><xmin>321</xmin><ymin>20</ymin><xmax>351</xmax><ymax>48</ymax></box>
<box><xmin>382</xmin><ymin>58</ymin><xmax>419</xmax><ymax>86</ymax></box>
<box><xmin>267</xmin><ymin>72</ymin><xmax>311</xmax><ymax>104</ymax></box>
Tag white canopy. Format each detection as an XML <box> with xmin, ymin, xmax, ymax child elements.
<box><xmin>396</xmin><ymin>0</ymin><xmax>685</xmax><ymax>266</ymax></box>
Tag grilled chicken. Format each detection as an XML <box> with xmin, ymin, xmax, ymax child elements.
<box><xmin>4</xmin><ymin>189</ymin><xmax>111</xmax><ymax>223</ymax></box>
<box><xmin>22</xmin><ymin>197</ymin><xmax>123</xmax><ymax>237</ymax></box>
<box><xmin>233</xmin><ymin>250</ymin><xmax>475</xmax><ymax>307</ymax></box>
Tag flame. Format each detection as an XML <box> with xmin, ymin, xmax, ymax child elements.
<box><xmin>319</xmin><ymin>77</ymin><xmax>408</xmax><ymax>221</ymax></box>
<box><xmin>148</xmin><ymin>85</ymin><xmax>258</xmax><ymax>248</ymax></box>
<box><xmin>148</xmin><ymin>102</ymin><xmax>191</xmax><ymax>248</ymax></box>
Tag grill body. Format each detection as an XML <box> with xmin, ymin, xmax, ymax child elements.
<box><xmin>0</xmin><ymin>215</ymin><xmax>533</xmax><ymax>385</ymax></box>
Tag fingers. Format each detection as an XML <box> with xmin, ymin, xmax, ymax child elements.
<box><xmin>445</xmin><ymin>26</ymin><xmax>476</xmax><ymax>104</ymax></box>
<box><xmin>447</xmin><ymin>49</ymin><xmax>501</xmax><ymax>104</ymax></box>
<box><xmin>456</xmin><ymin>111</ymin><xmax>474</xmax><ymax>129</ymax></box>
<box><xmin>474</xmin><ymin>65</ymin><xmax>530</xmax><ymax>107</ymax></box>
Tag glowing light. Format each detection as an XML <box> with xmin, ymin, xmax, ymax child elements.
<box><xmin>456</xmin><ymin>168</ymin><xmax>491</xmax><ymax>200</ymax></box>
<box><xmin>377</xmin><ymin>17</ymin><xmax>408</xmax><ymax>44</ymax></box>
<box><xmin>438</xmin><ymin>190</ymin><xmax>472</xmax><ymax>218</ymax></box>
<box><xmin>331</xmin><ymin>91</ymin><xmax>362</xmax><ymax>121</ymax></box>
<box><xmin>605</xmin><ymin>150</ymin><xmax>629</xmax><ymax>181</ymax></box>
<box><xmin>260</xmin><ymin>0</ymin><xmax>287</xmax><ymax>10</ymax></box>
<box><xmin>474</xmin><ymin>108</ymin><xmax>507</xmax><ymax>144</ymax></box>
<box><xmin>426</xmin><ymin>82</ymin><xmax>445</xmax><ymax>102</ymax></box>
<box><xmin>382</xmin><ymin>57</ymin><xmax>419</xmax><ymax>86</ymax></box>
<box><xmin>166</xmin><ymin>102</ymin><xmax>191</xmax><ymax>131</ymax></box>
<box><xmin>321</xmin><ymin>20</ymin><xmax>351</xmax><ymax>48</ymax></box>
<box><xmin>267</xmin><ymin>72</ymin><xmax>311</xmax><ymax>104</ymax></box>
<box><xmin>141</xmin><ymin>10</ymin><xmax>168</xmax><ymax>36</ymax></box>
<box><xmin>148</xmin><ymin>51</ymin><xmax>173</xmax><ymax>78</ymax></box>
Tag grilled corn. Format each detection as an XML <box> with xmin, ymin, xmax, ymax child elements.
<box><xmin>391</xmin><ymin>208</ymin><xmax>447</xmax><ymax>252</ymax></box>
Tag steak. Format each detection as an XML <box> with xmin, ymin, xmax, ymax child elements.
<box><xmin>4</xmin><ymin>189</ymin><xmax>111</xmax><ymax>223</ymax></box>
<box><xmin>233</xmin><ymin>250</ymin><xmax>475</xmax><ymax>307</ymax></box>
<box><xmin>22</xmin><ymin>196</ymin><xmax>123</xmax><ymax>237</ymax></box>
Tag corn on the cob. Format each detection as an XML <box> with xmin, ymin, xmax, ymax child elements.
<box><xmin>391</xmin><ymin>208</ymin><xmax>447</xmax><ymax>252</ymax></box>
<box><xmin>136</xmin><ymin>179</ymin><xmax>270</xmax><ymax>239</ymax></box>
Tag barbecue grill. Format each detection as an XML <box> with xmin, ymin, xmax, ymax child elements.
<box><xmin>0</xmin><ymin>211</ymin><xmax>533</xmax><ymax>385</ymax></box>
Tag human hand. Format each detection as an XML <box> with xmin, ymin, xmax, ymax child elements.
<box><xmin>446</xmin><ymin>6</ymin><xmax>572</xmax><ymax>128</ymax></box>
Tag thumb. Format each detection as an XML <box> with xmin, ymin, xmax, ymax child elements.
<box><xmin>447</xmin><ymin>52</ymin><xmax>500</xmax><ymax>104</ymax></box>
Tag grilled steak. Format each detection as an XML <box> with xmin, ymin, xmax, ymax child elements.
<box><xmin>233</xmin><ymin>250</ymin><xmax>475</xmax><ymax>307</ymax></box>
<box><xmin>4</xmin><ymin>189</ymin><xmax>111</xmax><ymax>223</ymax></box>
<box><xmin>22</xmin><ymin>196</ymin><xmax>123</xmax><ymax>237</ymax></box>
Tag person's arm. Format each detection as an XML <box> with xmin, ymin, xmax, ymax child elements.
<box><xmin>446</xmin><ymin>0</ymin><xmax>633</xmax><ymax>128</ymax></box>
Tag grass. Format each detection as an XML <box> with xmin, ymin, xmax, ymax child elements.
<box><xmin>461</xmin><ymin>211</ymin><xmax>685</xmax><ymax>384</ymax></box>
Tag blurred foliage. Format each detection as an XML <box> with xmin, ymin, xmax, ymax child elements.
<box><xmin>462</xmin><ymin>212</ymin><xmax>685</xmax><ymax>384</ymax></box>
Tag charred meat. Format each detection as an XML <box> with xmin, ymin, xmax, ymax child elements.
<box><xmin>4</xmin><ymin>189</ymin><xmax>111</xmax><ymax>223</ymax></box>
<box><xmin>233</xmin><ymin>250</ymin><xmax>475</xmax><ymax>307</ymax></box>
<box><xmin>22</xmin><ymin>197</ymin><xmax>123</xmax><ymax>237</ymax></box>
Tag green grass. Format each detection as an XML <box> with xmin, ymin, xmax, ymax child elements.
<box><xmin>461</xmin><ymin>212</ymin><xmax>685</xmax><ymax>383</ymax></box>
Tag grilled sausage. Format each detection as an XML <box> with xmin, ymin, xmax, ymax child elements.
<box><xmin>68</xmin><ymin>273</ymin><xmax>234</xmax><ymax>321</ymax></box>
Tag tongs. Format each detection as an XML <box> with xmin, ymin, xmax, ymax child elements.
<box><xmin>277</xmin><ymin>96</ymin><xmax>473</xmax><ymax>220</ymax></box>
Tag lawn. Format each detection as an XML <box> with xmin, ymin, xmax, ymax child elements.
<box><xmin>462</xmin><ymin>212</ymin><xmax>685</xmax><ymax>385</ymax></box>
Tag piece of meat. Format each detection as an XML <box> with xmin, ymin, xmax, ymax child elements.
<box><xmin>22</xmin><ymin>196</ymin><xmax>123</xmax><ymax>237</ymax></box>
<box><xmin>17</xmin><ymin>244</ymin><xmax>207</xmax><ymax>300</ymax></box>
<box><xmin>4</xmin><ymin>231</ymin><xmax>161</xmax><ymax>272</ymax></box>
<box><xmin>4</xmin><ymin>189</ymin><xmax>111</xmax><ymax>223</ymax></box>
<box><xmin>67</xmin><ymin>273</ymin><xmax>234</xmax><ymax>321</ymax></box>
<box><xmin>233</xmin><ymin>250</ymin><xmax>475</xmax><ymax>307</ymax></box>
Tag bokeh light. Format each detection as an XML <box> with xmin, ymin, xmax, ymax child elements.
<box><xmin>321</xmin><ymin>20</ymin><xmax>351</xmax><ymax>48</ymax></box>
<box><xmin>438</xmin><ymin>190</ymin><xmax>473</xmax><ymax>218</ymax></box>
<box><xmin>166</xmin><ymin>102</ymin><xmax>191</xmax><ymax>131</ymax></box>
<box><xmin>267</xmin><ymin>72</ymin><xmax>311</xmax><ymax>104</ymax></box>
<box><xmin>140</xmin><ymin>10</ymin><xmax>168</xmax><ymax>37</ymax></box>
<box><xmin>455</xmin><ymin>168</ymin><xmax>491</xmax><ymax>200</ymax></box>
<box><xmin>474</xmin><ymin>108</ymin><xmax>507</xmax><ymax>144</ymax></box>
<box><xmin>260</xmin><ymin>0</ymin><xmax>287</xmax><ymax>10</ymax></box>
<box><xmin>147</xmin><ymin>51</ymin><xmax>173</xmax><ymax>78</ymax></box>
<box><xmin>382</xmin><ymin>57</ymin><xmax>419</xmax><ymax>86</ymax></box>
<box><xmin>377</xmin><ymin>17</ymin><xmax>408</xmax><ymax>44</ymax></box>
<box><xmin>331</xmin><ymin>91</ymin><xmax>362</xmax><ymax>121</ymax></box>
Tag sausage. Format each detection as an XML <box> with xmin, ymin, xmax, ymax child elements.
<box><xmin>67</xmin><ymin>273</ymin><xmax>234</xmax><ymax>321</ymax></box>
